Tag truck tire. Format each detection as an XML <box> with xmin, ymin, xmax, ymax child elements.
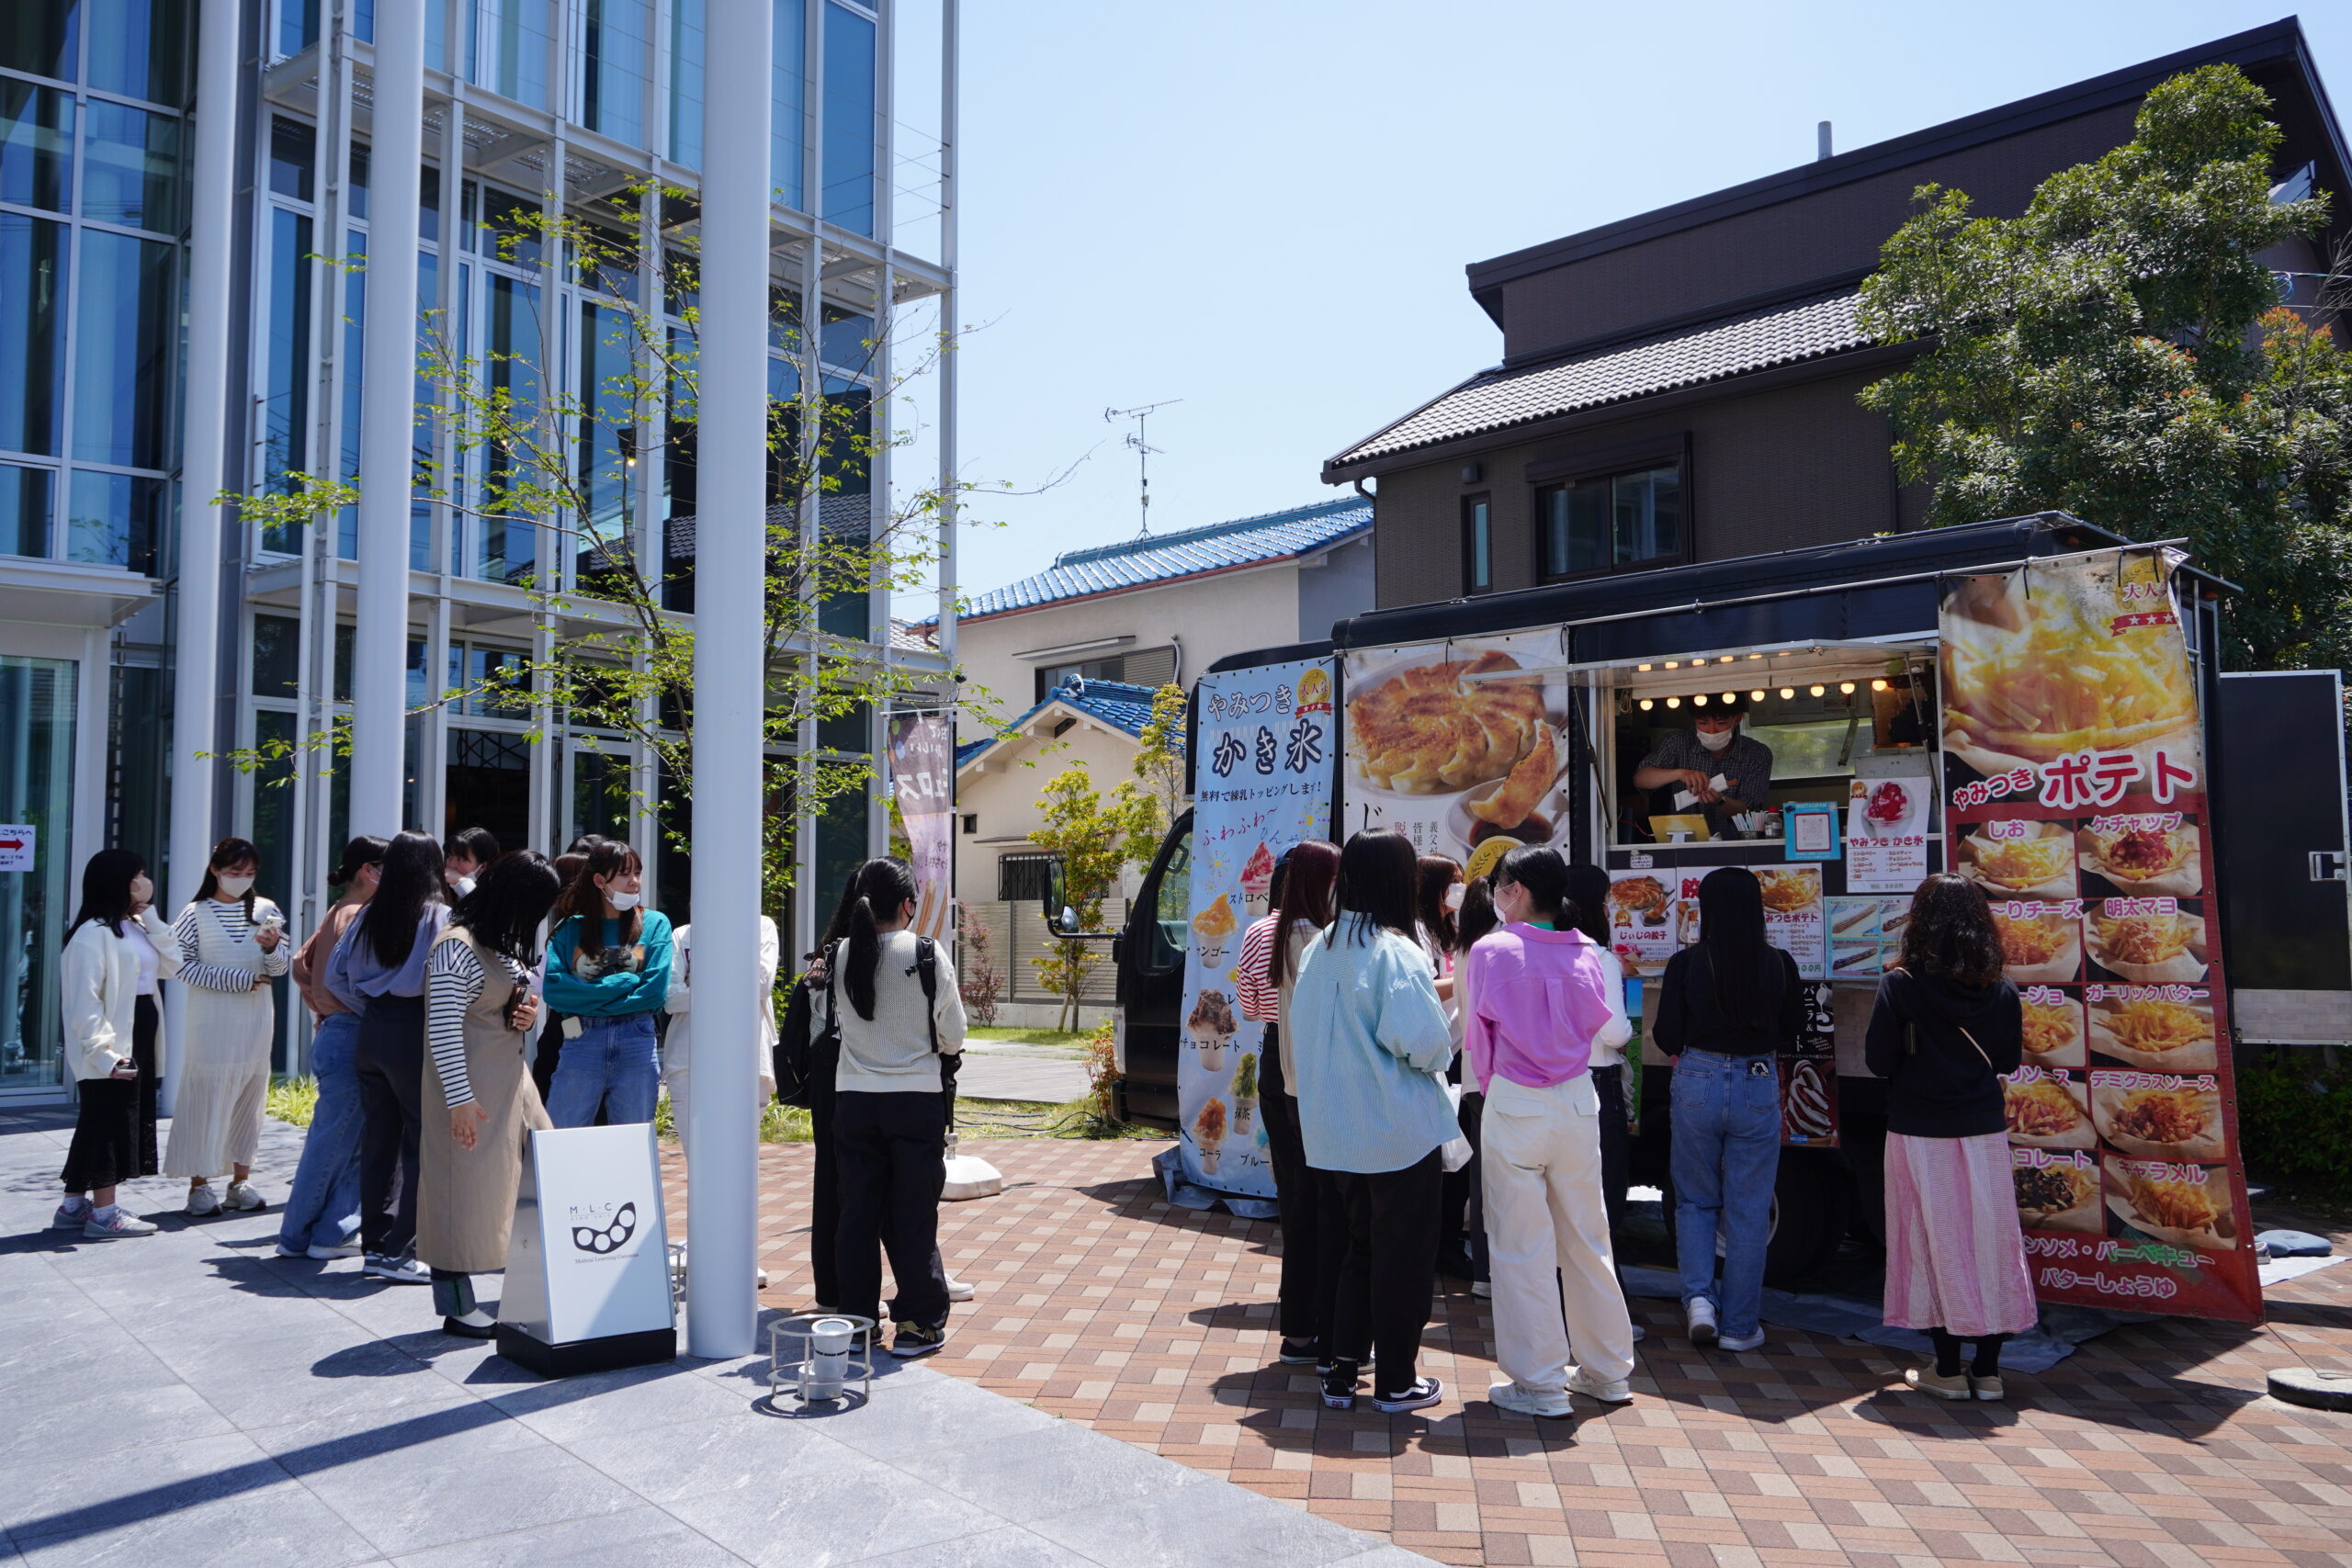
<box><xmin>1661</xmin><ymin>1151</ymin><xmax>1851</xmax><ymax>1290</ymax></box>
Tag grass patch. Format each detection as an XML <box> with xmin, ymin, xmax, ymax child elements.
<box><xmin>268</xmin><ymin>1075</ymin><xmax>319</xmax><ymax>1128</ymax></box>
<box><xmin>653</xmin><ymin>1092</ymin><xmax>815</xmax><ymax>1144</ymax></box>
<box><xmin>966</xmin><ymin>1026</ymin><xmax>1093</xmax><ymax>1047</ymax></box>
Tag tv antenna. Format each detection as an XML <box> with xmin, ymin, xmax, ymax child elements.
<box><xmin>1103</xmin><ymin>400</ymin><xmax>1181</xmax><ymax>535</ymax></box>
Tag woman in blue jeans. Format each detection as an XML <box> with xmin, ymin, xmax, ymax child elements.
<box><xmin>277</xmin><ymin>835</ymin><xmax>386</xmax><ymax>1258</ymax></box>
<box><xmin>1652</xmin><ymin>866</ymin><xmax>1804</xmax><ymax>1353</ymax></box>
<box><xmin>544</xmin><ymin>839</ymin><xmax>673</xmax><ymax>1126</ymax></box>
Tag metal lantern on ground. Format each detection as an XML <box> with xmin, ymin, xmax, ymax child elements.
<box><xmin>768</xmin><ymin>1311</ymin><xmax>876</xmax><ymax>1409</ymax></box>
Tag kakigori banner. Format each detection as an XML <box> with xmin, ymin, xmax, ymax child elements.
<box><xmin>1176</xmin><ymin>658</ymin><xmax>1337</xmax><ymax>1196</ymax></box>
<box><xmin>1940</xmin><ymin>545</ymin><xmax>2259</xmax><ymax>1323</ymax></box>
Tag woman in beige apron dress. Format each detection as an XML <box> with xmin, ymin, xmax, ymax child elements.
<box><xmin>416</xmin><ymin>852</ymin><xmax>562</xmax><ymax>1337</ymax></box>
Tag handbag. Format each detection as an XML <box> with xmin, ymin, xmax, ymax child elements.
<box><xmin>1437</xmin><ymin>1077</ymin><xmax>1474</xmax><ymax>1173</ymax></box>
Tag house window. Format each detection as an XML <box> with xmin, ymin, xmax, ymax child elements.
<box><xmin>1535</xmin><ymin>461</ymin><xmax>1683</xmax><ymax>582</ymax></box>
<box><xmin>1461</xmin><ymin>494</ymin><xmax>1491</xmax><ymax>595</ymax></box>
<box><xmin>1034</xmin><ymin>645</ymin><xmax>1176</xmax><ymax>703</ymax></box>
<box><xmin>998</xmin><ymin>852</ymin><xmax>1058</xmax><ymax>901</ymax></box>
<box><xmin>960</xmin><ymin>813</ymin><xmax>978</xmax><ymax>835</ymax></box>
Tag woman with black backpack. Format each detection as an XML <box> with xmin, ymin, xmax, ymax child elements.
<box><xmin>1864</xmin><ymin>872</ymin><xmax>2033</xmax><ymax>1401</ymax></box>
<box><xmin>809</xmin><ymin>858</ymin><xmax>967</xmax><ymax>1358</ymax></box>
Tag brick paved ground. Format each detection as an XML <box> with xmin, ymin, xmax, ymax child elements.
<box><xmin>665</xmin><ymin>1137</ymin><xmax>2352</xmax><ymax>1568</ymax></box>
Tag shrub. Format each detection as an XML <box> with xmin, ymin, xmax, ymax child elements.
<box><xmin>958</xmin><ymin>907</ymin><xmax>1004</xmax><ymax>1028</ymax></box>
<box><xmin>2235</xmin><ymin>1048</ymin><xmax>2352</xmax><ymax>1209</ymax></box>
<box><xmin>268</xmin><ymin>1075</ymin><xmax>319</xmax><ymax>1128</ymax></box>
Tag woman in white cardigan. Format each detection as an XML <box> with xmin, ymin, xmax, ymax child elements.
<box><xmin>57</xmin><ymin>849</ymin><xmax>182</xmax><ymax>1237</ymax></box>
<box><xmin>662</xmin><ymin>915</ymin><xmax>781</xmax><ymax>1148</ymax></box>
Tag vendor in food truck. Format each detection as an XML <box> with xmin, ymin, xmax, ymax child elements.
<box><xmin>1632</xmin><ymin>696</ymin><xmax>1775</xmax><ymax>837</ymax></box>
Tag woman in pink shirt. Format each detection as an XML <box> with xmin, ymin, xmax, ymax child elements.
<box><xmin>1463</xmin><ymin>846</ymin><xmax>1640</xmax><ymax>1418</ymax></box>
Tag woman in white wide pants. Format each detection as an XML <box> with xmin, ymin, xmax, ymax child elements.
<box><xmin>164</xmin><ymin>838</ymin><xmax>290</xmax><ymax>1213</ymax></box>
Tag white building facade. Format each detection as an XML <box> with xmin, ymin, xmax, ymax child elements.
<box><xmin>0</xmin><ymin>0</ymin><xmax>959</xmax><ymax>1104</ymax></box>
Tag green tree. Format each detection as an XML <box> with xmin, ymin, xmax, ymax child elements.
<box><xmin>1131</xmin><ymin>682</ymin><xmax>1189</xmax><ymax>840</ymax></box>
<box><xmin>1855</xmin><ymin>63</ymin><xmax>2352</xmax><ymax>673</ymax></box>
<box><xmin>1026</xmin><ymin>762</ymin><xmax>1158</xmax><ymax>1031</ymax></box>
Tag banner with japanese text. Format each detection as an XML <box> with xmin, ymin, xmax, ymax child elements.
<box><xmin>1941</xmin><ymin>546</ymin><xmax>2258</xmax><ymax>1323</ymax></box>
<box><xmin>887</xmin><ymin>711</ymin><xmax>956</xmax><ymax>942</ymax></box>
<box><xmin>1178</xmin><ymin>658</ymin><xmax>1337</xmax><ymax>1195</ymax></box>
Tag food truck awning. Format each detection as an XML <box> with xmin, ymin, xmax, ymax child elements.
<box><xmin>1459</xmin><ymin>637</ymin><xmax>1936</xmax><ymax>699</ymax></box>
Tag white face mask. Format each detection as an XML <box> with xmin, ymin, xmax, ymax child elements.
<box><xmin>1695</xmin><ymin>725</ymin><xmax>1736</xmax><ymax>752</ymax></box>
<box><xmin>215</xmin><ymin>873</ymin><xmax>255</xmax><ymax>897</ymax></box>
<box><xmin>607</xmin><ymin>889</ymin><xmax>642</xmax><ymax>912</ymax></box>
<box><xmin>1441</xmin><ymin>883</ymin><xmax>1466</xmax><ymax>913</ymax></box>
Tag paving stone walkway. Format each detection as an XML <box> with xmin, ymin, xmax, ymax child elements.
<box><xmin>724</xmin><ymin>1136</ymin><xmax>2352</xmax><ymax>1568</ymax></box>
<box><xmin>0</xmin><ymin>1107</ymin><xmax>1430</xmax><ymax>1568</ymax></box>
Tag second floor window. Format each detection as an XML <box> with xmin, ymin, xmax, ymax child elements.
<box><xmin>1461</xmin><ymin>495</ymin><xmax>1492</xmax><ymax>594</ymax></box>
<box><xmin>1536</xmin><ymin>461</ymin><xmax>1683</xmax><ymax>582</ymax></box>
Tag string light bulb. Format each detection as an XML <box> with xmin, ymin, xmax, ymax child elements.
<box><xmin>1692</xmin><ymin>693</ymin><xmax>1709</xmax><ymax>705</ymax></box>
<box><xmin>1750</xmin><ymin>689</ymin><xmax>1766</xmax><ymax>702</ymax></box>
<box><xmin>1871</xmin><ymin>679</ymin><xmax>1888</xmax><ymax>692</ymax></box>
<box><xmin>1638</xmin><ymin>698</ymin><xmax>1654</xmax><ymax>711</ymax></box>
<box><xmin>1666</xmin><ymin>696</ymin><xmax>1681</xmax><ymax>709</ymax></box>
<box><xmin>1839</xmin><ymin>682</ymin><xmax>1856</xmax><ymax>694</ymax></box>
<box><xmin>1636</xmin><ymin>663</ymin><xmax>1652</xmax><ymax>672</ymax></box>
<box><xmin>1664</xmin><ymin>660</ymin><xmax>1679</xmax><ymax>670</ymax></box>
<box><xmin>1779</xmin><ymin>687</ymin><xmax>1793</xmax><ymax>700</ymax></box>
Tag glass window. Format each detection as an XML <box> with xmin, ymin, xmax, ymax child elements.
<box><xmin>87</xmin><ymin>0</ymin><xmax>189</xmax><ymax>106</ymax></box>
<box><xmin>1</xmin><ymin>83</ymin><xmax>74</xmax><ymax>211</ymax></box>
<box><xmin>574</xmin><ymin>298</ymin><xmax>634</xmax><ymax>585</ymax></box>
<box><xmin>477</xmin><ymin>271</ymin><xmax>539</xmax><ymax>583</ymax></box>
<box><xmin>462</xmin><ymin>644</ymin><xmax>532</xmax><ymax>716</ymax></box>
<box><xmin>0</xmin><ymin>1</ymin><xmax>80</xmax><ymax>80</ymax></box>
<box><xmin>268</xmin><ymin>116</ymin><xmax>313</xmax><ymax>200</ymax></box>
<box><xmin>416</xmin><ymin>162</ymin><xmax>440</xmax><ymax>243</ymax></box>
<box><xmin>251</xmin><ymin>613</ymin><xmax>299</xmax><ymax>696</ymax></box>
<box><xmin>72</xmin><ymin>229</ymin><xmax>172</xmax><ymax>470</ymax></box>
<box><xmin>478</xmin><ymin>185</ymin><xmax>541</xmax><ymax>268</ymax></box>
<box><xmin>64</xmin><ymin>468</ymin><xmax>162</xmax><ymax>572</ymax></box>
<box><xmin>335</xmin><ymin>228</ymin><xmax>364</xmax><ymax>558</ymax></box>
<box><xmin>1537</xmin><ymin>461</ymin><xmax>1682</xmax><ymax>581</ymax></box>
<box><xmin>820</xmin><ymin>2</ymin><xmax>874</xmax><ymax>234</ymax></box>
<box><xmin>819</xmin><ymin>304</ymin><xmax>872</xmax><ymax>371</ymax></box>
<box><xmin>0</xmin><ymin>655</ymin><xmax>77</xmax><ymax>1092</ymax></box>
<box><xmin>0</xmin><ymin>461</ymin><xmax>51</xmax><ymax>556</ymax></box>
<box><xmin>277</xmin><ymin>0</ymin><xmax>319</xmax><ymax>59</ymax></box>
<box><xmin>817</xmin><ymin>700</ymin><xmax>866</xmax><ymax>754</ymax></box>
<box><xmin>580</xmin><ymin>0</ymin><xmax>650</xmax><ymax>147</ymax></box>
<box><xmin>81</xmin><ymin>100</ymin><xmax>183</xmax><ymax>231</ymax></box>
<box><xmin>1461</xmin><ymin>495</ymin><xmax>1491</xmax><ymax>594</ymax></box>
<box><xmin>772</xmin><ymin>0</ymin><xmax>805</xmax><ymax>209</ymax></box>
<box><xmin>261</xmin><ymin>207</ymin><xmax>311</xmax><ymax>547</ymax></box>
<box><xmin>0</xmin><ymin>214</ymin><xmax>67</xmax><ymax>457</ymax></box>
<box><xmin>479</xmin><ymin>0</ymin><xmax>549</xmax><ymax>109</ymax></box>
<box><xmin>669</xmin><ymin>0</ymin><xmax>704</xmax><ymax>169</ymax></box>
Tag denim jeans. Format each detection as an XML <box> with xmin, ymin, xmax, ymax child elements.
<box><xmin>278</xmin><ymin>1011</ymin><xmax>364</xmax><ymax>1253</ymax></box>
<box><xmin>1670</xmin><ymin>1048</ymin><xmax>1782</xmax><ymax>1339</ymax></box>
<box><xmin>547</xmin><ymin>1012</ymin><xmax>661</xmax><ymax>1127</ymax></box>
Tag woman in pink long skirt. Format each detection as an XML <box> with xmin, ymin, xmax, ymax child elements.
<box><xmin>1863</xmin><ymin>874</ymin><xmax>2037</xmax><ymax>1401</ymax></box>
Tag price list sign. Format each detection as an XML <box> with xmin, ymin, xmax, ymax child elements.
<box><xmin>1939</xmin><ymin>547</ymin><xmax>2258</xmax><ymax>1323</ymax></box>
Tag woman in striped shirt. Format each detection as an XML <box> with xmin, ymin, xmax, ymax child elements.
<box><xmin>418</xmin><ymin>852</ymin><xmax>562</xmax><ymax>1337</ymax></box>
<box><xmin>163</xmin><ymin>837</ymin><xmax>289</xmax><ymax>1214</ymax></box>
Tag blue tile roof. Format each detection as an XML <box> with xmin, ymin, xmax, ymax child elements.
<box><xmin>957</xmin><ymin>497</ymin><xmax>1373</xmax><ymax>620</ymax></box>
<box><xmin>956</xmin><ymin>678</ymin><xmax>1183</xmax><ymax>771</ymax></box>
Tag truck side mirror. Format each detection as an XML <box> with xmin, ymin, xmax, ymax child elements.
<box><xmin>1059</xmin><ymin>905</ymin><xmax>1080</xmax><ymax>934</ymax></box>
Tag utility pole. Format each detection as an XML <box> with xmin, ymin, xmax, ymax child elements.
<box><xmin>1103</xmin><ymin>400</ymin><xmax>1180</xmax><ymax>536</ymax></box>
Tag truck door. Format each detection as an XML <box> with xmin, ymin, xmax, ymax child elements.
<box><xmin>2211</xmin><ymin>670</ymin><xmax>2352</xmax><ymax>1043</ymax></box>
<box><xmin>1114</xmin><ymin>810</ymin><xmax>1193</xmax><ymax>1129</ymax></box>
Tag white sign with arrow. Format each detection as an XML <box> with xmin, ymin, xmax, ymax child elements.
<box><xmin>0</xmin><ymin>826</ymin><xmax>33</xmax><ymax>873</ymax></box>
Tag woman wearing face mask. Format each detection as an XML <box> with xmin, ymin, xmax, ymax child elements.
<box><xmin>544</xmin><ymin>839</ymin><xmax>673</xmax><ymax>1127</ymax></box>
<box><xmin>1632</xmin><ymin>695</ymin><xmax>1774</xmax><ymax>838</ymax></box>
<box><xmin>1464</xmin><ymin>846</ymin><xmax>1637</xmax><ymax>1417</ymax></box>
<box><xmin>164</xmin><ymin>838</ymin><xmax>290</xmax><ymax>1215</ymax></box>
<box><xmin>55</xmin><ymin>850</ymin><xmax>182</xmax><ymax>1237</ymax></box>
<box><xmin>276</xmin><ymin>835</ymin><xmax>388</xmax><ymax>1261</ymax></box>
<box><xmin>1566</xmin><ymin>863</ymin><xmax>1637</xmax><ymax>1251</ymax></box>
<box><xmin>1416</xmin><ymin>854</ymin><xmax>1479</xmax><ymax>1285</ymax></box>
<box><xmin>441</xmin><ymin>826</ymin><xmax>500</xmax><ymax>898</ymax></box>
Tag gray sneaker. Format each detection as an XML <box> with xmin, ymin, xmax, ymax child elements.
<box><xmin>185</xmin><ymin>1185</ymin><xmax>222</xmax><ymax>1217</ymax></box>
<box><xmin>52</xmin><ymin>1198</ymin><xmax>92</xmax><ymax>1230</ymax></box>
<box><xmin>85</xmin><ymin>1208</ymin><xmax>158</xmax><ymax>1239</ymax></box>
<box><xmin>222</xmin><ymin>1181</ymin><xmax>266</xmax><ymax>1213</ymax></box>
<box><xmin>365</xmin><ymin>1254</ymin><xmax>430</xmax><ymax>1285</ymax></box>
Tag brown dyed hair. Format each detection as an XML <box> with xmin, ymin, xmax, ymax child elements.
<box><xmin>1897</xmin><ymin>872</ymin><xmax>2005</xmax><ymax>988</ymax></box>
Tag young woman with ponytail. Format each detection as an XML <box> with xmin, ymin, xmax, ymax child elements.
<box><xmin>543</xmin><ymin>839</ymin><xmax>673</xmax><ymax>1127</ymax></box>
<box><xmin>809</xmin><ymin>857</ymin><xmax>966</xmax><ymax>1359</ymax></box>
<box><xmin>276</xmin><ymin>835</ymin><xmax>388</xmax><ymax>1260</ymax></box>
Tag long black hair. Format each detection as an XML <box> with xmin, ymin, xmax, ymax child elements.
<box><xmin>1495</xmin><ymin>845</ymin><xmax>1572</xmax><ymax>926</ymax></box>
<box><xmin>1455</xmin><ymin>876</ymin><xmax>1500</xmax><ymax>952</ymax></box>
<box><xmin>1899</xmin><ymin>872</ymin><xmax>2005</xmax><ymax>987</ymax></box>
<box><xmin>1564</xmin><ymin>863</ymin><xmax>1612</xmax><ymax>949</ymax></box>
<box><xmin>69</xmin><ymin>849</ymin><xmax>145</xmax><ymax>941</ymax></box>
<box><xmin>840</xmin><ymin>857</ymin><xmax>918</xmax><ymax>1021</ymax></box>
<box><xmin>1692</xmin><ymin>865</ymin><xmax>1782</xmax><ymax>1021</ymax></box>
<box><xmin>1416</xmin><ymin>853</ymin><xmax>1462</xmax><ymax>952</ymax></box>
<box><xmin>196</xmin><ymin>836</ymin><xmax>262</xmax><ymax>920</ymax></box>
<box><xmin>330</xmin><ymin>834</ymin><xmax>389</xmax><ymax>890</ymax></box>
<box><xmin>1334</xmin><ymin>829</ymin><xmax>1419</xmax><ymax>947</ymax></box>
<box><xmin>554</xmin><ymin>838</ymin><xmax>642</xmax><ymax>963</ymax></box>
<box><xmin>358</xmin><ymin>830</ymin><xmax>446</xmax><ymax>968</ymax></box>
<box><xmin>1267</xmin><ymin>840</ymin><xmax>1339</xmax><ymax>988</ymax></box>
<box><xmin>446</xmin><ymin>825</ymin><xmax>501</xmax><ymax>869</ymax></box>
<box><xmin>451</xmin><ymin>850</ymin><xmax>562</xmax><ymax>965</ymax></box>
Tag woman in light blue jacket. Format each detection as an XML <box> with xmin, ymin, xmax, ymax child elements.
<box><xmin>1288</xmin><ymin>829</ymin><xmax>1457</xmax><ymax>1416</ymax></box>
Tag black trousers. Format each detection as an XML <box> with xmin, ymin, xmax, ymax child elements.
<box><xmin>1329</xmin><ymin>1149</ymin><xmax>1443</xmax><ymax>1398</ymax></box>
<box><xmin>1591</xmin><ymin>1063</ymin><xmax>1631</xmax><ymax>1245</ymax></box>
<box><xmin>808</xmin><ymin>1041</ymin><xmax>844</xmax><ymax>1307</ymax></box>
<box><xmin>832</xmin><ymin>1089</ymin><xmax>950</xmax><ymax>1330</ymax></box>
<box><xmin>1256</xmin><ymin>1030</ymin><xmax>1322</xmax><ymax>1343</ymax></box>
<box><xmin>354</xmin><ymin>995</ymin><xmax>426</xmax><ymax>1259</ymax></box>
<box><xmin>62</xmin><ymin>997</ymin><xmax>160</xmax><ymax>1192</ymax></box>
<box><xmin>1458</xmin><ymin>1090</ymin><xmax>1488</xmax><ymax>1280</ymax></box>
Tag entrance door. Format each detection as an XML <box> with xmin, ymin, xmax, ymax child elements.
<box><xmin>445</xmin><ymin>728</ymin><xmax>532</xmax><ymax>861</ymax></box>
<box><xmin>0</xmin><ymin>657</ymin><xmax>75</xmax><ymax>1096</ymax></box>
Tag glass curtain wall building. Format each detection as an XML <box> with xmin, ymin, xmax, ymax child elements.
<box><xmin>0</xmin><ymin>0</ymin><xmax>959</xmax><ymax>1099</ymax></box>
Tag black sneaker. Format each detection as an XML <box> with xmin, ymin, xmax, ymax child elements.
<box><xmin>1372</xmin><ymin>1376</ymin><xmax>1444</xmax><ymax>1414</ymax></box>
<box><xmin>889</xmin><ymin>1320</ymin><xmax>948</xmax><ymax>1359</ymax></box>
<box><xmin>1320</xmin><ymin>1363</ymin><xmax>1359</xmax><ymax>1411</ymax></box>
<box><xmin>1316</xmin><ymin>1348</ymin><xmax>1374</xmax><ymax>1377</ymax></box>
<box><xmin>1277</xmin><ymin>1336</ymin><xmax>1320</xmax><ymax>1365</ymax></box>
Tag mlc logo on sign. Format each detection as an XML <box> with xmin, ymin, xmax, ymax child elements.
<box><xmin>571</xmin><ymin>1201</ymin><xmax>638</xmax><ymax>1255</ymax></box>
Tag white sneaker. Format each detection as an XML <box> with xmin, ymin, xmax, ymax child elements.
<box><xmin>222</xmin><ymin>1181</ymin><xmax>266</xmax><ymax>1213</ymax></box>
<box><xmin>1631</xmin><ymin>1323</ymin><xmax>1645</xmax><ymax>1343</ymax></box>
<box><xmin>1717</xmin><ymin>1328</ymin><xmax>1767</xmax><ymax>1353</ymax></box>
<box><xmin>1684</xmin><ymin>1297</ymin><xmax>1718</xmax><ymax>1347</ymax></box>
<box><xmin>185</xmin><ymin>1185</ymin><xmax>222</xmax><ymax>1217</ymax></box>
<box><xmin>1567</xmin><ymin>1366</ymin><xmax>1634</xmax><ymax>1404</ymax></box>
<box><xmin>307</xmin><ymin>1242</ymin><xmax>363</xmax><ymax>1259</ymax></box>
<box><xmin>52</xmin><ymin>1198</ymin><xmax>92</xmax><ymax>1230</ymax></box>
<box><xmin>274</xmin><ymin>1241</ymin><xmax>307</xmax><ymax>1258</ymax></box>
<box><xmin>757</xmin><ymin>1268</ymin><xmax>770</xmax><ymax>1290</ymax></box>
<box><xmin>83</xmin><ymin>1207</ymin><xmax>158</xmax><ymax>1239</ymax></box>
<box><xmin>1471</xmin><ymin>1280</ymin><xmax>1492</xmax><ymax>1299</ymax></box>
<box><xmin>1487</xmin><ymin>1380</ymin><xmax>1571</xmax><ymax>1419</ymax></box>
<box><xmin>945</xmin><ymin>1275</ymin><xmax>974</xmax><ymax>1303</ymax></box>
<box><xmin>366</xmin><ymin>1254</ymin><xmax>430</xmax><ymax>1285</ymax></box>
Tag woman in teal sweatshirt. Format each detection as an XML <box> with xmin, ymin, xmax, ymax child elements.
<box><xmin>544</xmin><ymin>840</ymin><xmax>673</xmax><ymax>1126</ymax></box>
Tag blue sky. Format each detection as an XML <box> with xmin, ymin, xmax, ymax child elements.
<box><xmin>933</xmin><ymin>3</ymin><xmax>2350</xmax><ymax>601</ymax></box>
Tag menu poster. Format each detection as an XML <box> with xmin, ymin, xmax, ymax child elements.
<box><xmin>1178</xmin><ymin>658</ymin><xmax>1336</xmax><ymax>1198</ymax></box>
<box><xmin>1607</xmin><ymin>869</ymin><xmax>1679</xmax><ymax>976</ymax></box>
<box><xmin>1941</xmin><ymin>546</ymin><xmax>2257</xmax><ymax>1323</ymax></box>
<box><xmin>1847</xmin><ymin>770</ymin><xmax>1932</xmax><ymax>893</ymax></box>
<box><xmin>1781</xmin><ymin>985</ymin><xmax>1839</xmax><ymax>1145</ymax></box>
<box><xmin>1758</xmin><ymin>865</ymin><xmax>1826</xmax><ymax>980</ymax></box>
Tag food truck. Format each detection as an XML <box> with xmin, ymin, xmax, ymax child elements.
<box><xmin>1096</xmin><ymin>513</ymin><xmax>2352</xmax><ymax>1322</ymax></box>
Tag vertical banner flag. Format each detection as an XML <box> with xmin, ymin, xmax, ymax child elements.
<box><xmin>1940</xmin><ymin>546</ymin><xmax>2258</xmax><ymax>1323</ymax></box>
<box><xmin>888</xmin><ymin>711</ymin><xmax>956</xmax><ymax>942</ymax></box>
<box><xmin>1179</xmin><ymin>658</ymin><xmax>1336</xmax><ymax>1195</ymax></box>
